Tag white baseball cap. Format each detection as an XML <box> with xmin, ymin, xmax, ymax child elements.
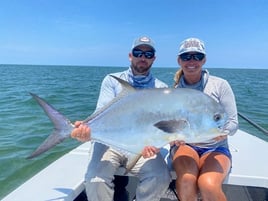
<box><xmin>178</xmin><ymin>38</ymin><xmax>206</xmax><ymax>55</ymax></box>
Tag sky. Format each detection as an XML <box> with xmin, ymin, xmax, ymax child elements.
<box><xmin>0</xmin><ymin>0</ymin><xmax>268</xmax><ymax>69</ymax></box>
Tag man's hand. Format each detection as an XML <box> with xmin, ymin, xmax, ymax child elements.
<box><xmin>71</xmin><ymin>121</ymin><xmax>91</xmax><ymax>142</ymax></box>
<box><xmin>141</xmin><ymin>146</ymin><xmax>160</xmax><ymax>158</ymax></box>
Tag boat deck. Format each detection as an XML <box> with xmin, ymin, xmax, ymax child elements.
<box><xmin>2</xmin><ymin>129</ymin><xmax>268</xmax><ymax>201</ymax></box>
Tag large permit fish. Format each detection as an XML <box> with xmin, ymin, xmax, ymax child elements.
<box><xmin>27</xmin><ymin>75</ymin><xmax>227</xmax><ymax>159</ymax></box>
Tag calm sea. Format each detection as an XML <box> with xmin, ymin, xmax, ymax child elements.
<box><xmin>1</xmin><ymin>65</ymin><xmax>268</xmax><ymax>198</ymax></box>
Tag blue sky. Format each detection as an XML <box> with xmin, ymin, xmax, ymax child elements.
<box><xmin>0</xmin><ymin>0</ymin><xmax>268</xmax><ymax>69</ymax></box>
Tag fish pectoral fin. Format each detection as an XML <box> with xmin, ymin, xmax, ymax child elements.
<box><xmin>154</xmin><ymin>119</ymin><xmax>189</xmax><ymax>133</ymax></box>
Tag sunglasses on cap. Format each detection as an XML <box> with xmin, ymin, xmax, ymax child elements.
<box><xmin>180</xmin><ymin>53</ymin><xmax>205</xmax><ymax>61</ymax></box>
<box><xmin>132</xmin><ymin>49</ymin><xmax>155</xmax><ymax>59</ymax></box>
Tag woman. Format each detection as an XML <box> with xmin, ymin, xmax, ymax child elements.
<box><xmin>171</xmin><ymin>38</ymin><xmax>238</xmax><ymax>201</ymax></box>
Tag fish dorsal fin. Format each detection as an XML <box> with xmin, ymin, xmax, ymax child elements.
<box><xmin>109</xmin><ymin>75</ymin><xmax>136</xmax><ymax>95</ymax></box>
<box><xmin>83</xmin><ymin>75</ymin><xmax>136</xmax><ymax>123</ymax></box>
<box><xmin>154</xmin><ymin>119</ymin><xmax>189</xmax><ymax>133</ymax></box>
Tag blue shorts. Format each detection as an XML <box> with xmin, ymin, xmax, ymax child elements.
<box><xmin>188</xmin><ymin>144</ymin><xmax>232</xmax><ymax>160</ymax></box>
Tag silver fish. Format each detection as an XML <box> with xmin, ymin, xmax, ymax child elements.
<box><xmin>27</xmin><ymin>75</ymin><xmax>227</xmax><ymax>159</ymax></box>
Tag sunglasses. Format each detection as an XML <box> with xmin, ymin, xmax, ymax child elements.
<box><xmin>180</xmin><ymin>53</ymin><xmax>205</xmax><ymax>61</ymax></box>
<box><xmin>132</xmin><ymin>49</ymin><xmax>155</xmax><ymax>59</ymax></box>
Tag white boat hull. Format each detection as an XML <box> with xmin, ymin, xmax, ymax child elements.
<box><xmin>2</xmin><ymin>129</ymin><xmax>268</xmax><ymax>201</ymax></box>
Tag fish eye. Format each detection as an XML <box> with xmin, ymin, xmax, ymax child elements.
<box><xmin>214</xmin><ymin>113</ymin><xmax>222</xmax><ymax>122</ymax></box>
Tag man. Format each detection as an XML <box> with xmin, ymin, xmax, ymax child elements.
<box><xmin>71</xmin><ymin>36</ymin><xmax>171</xmax><ymax>201</ymax></box>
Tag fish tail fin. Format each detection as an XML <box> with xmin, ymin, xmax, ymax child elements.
<box><xmin>27</xmin><ymin>93</ymin><xmax>74</xmax><ymax>159</ymax></box>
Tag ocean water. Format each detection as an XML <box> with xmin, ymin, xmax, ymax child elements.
<box><xmin>0</xmin><ymin>65</ymin><xmax>267</xmax><ymax>199</ymax></box>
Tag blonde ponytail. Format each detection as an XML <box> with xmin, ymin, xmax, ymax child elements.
<box><xmin>173</xmin><ymin>68</ymin><xmax>183</xmax><ymax>88</ymax></box>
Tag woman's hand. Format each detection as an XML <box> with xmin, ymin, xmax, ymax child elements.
<box><xmin>141</xmin><ymin>146</ymin><xmax>160</xmax><ymax>158</ymax></box>
<box><xmin>213</xmin><ymin>134</ymin><xmax>227</xmax><ymax>142</ymax></box>
<box><xmin>71</xmin><ymin>121</ymin><xmax>91</xmax><ymax>142</ymax></box>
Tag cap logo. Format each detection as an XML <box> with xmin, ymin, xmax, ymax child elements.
<box><xmin>139</xmin><ymin>37</ymin><xmax>150</xmax><ymax>42</ymax></box>
<box><xmin>183</xmin><ymin>40</ymin><xmax>202</xmax><ymax>49</ymax></box>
